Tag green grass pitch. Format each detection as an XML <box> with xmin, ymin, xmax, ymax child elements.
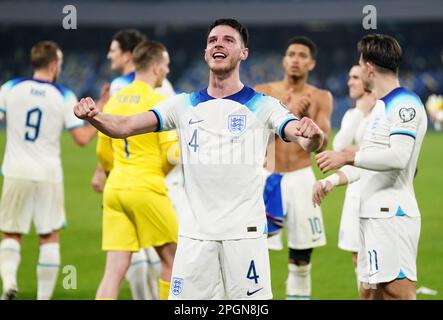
<box><xmin>0</xmin><ymin>130</ymin><xmax>441</xmax><ymax>300</ymax></box>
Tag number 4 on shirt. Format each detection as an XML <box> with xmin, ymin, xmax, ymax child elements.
<box><xmin>188</xmin><ymin>129</ymin><xmax>199</xmax><ymax>152</ymax></box>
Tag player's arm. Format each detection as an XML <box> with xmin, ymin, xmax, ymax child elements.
<box><xmin>96</xmin><ymin>133</ymin><xmax>114</xmax><ymax>174</ymax></box>
<box><xmin>74</xmin><ymin>97</ymin><xmax>159</xmax><ymax>138</ymax></box>
<box><xmin>158</xmin><ymin>130</ymin><xmax>180</xmax><ymax>175</ymax></box>
<box><xmin>315</xmin><ymin>134</ymin><xmax>415</xmax><ymax>173</ymax></box>
<box><xmin>316</xmin><ymin>96</ymin><xmax>420</xmax><ymax>173</ymax></box>
<box><xmin>312</xmin><ymin>166</ymin><xmax>362</xmax><ymax>207</ymax></box>
<box><xmin>332</xmin><ymin>109</ymin><xmax>364</xmax><ymax>151</ymax></box>
<box><xmin>312</xmin><ymin>171</ymin><xmax>348</xmax><ymax>207</ymax></box>
<box><xmin>70</xmin><ymin>124</ymin><xmax>97</xmax><ymax>146</ymax></box>
<box><xmin>283</xmin><ymin>117</ymin><xmax>325</xmax><ymax>153</ymax></box>
<box><xmin>313</xmin><ymin>90</ymin><xmax>333</xmax><ymax>152</ymax></box>
<box><xmin>91</xmin><ymin>132</ymin><xmax>113</xmax><ymax>193</ymax></box>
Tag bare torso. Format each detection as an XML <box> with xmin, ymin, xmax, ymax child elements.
<box><xmin>255</xmin><ymin>81</ymin><xmax>333</xmax><ymax>173</ymax></box>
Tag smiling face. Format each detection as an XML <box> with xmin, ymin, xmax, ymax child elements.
<box><xmin>282</xmin><ymin>43</ymin><xmax>315</xmax><ymax>78</ymax></box>
<box><xmin>204</xmin><ymin>25</ymin><xmax>248</xmax><ymax>76</ymax></box>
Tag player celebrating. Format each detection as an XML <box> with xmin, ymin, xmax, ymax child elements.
<box><xmin>0</xmin><ymin>41</ymin><xmax>96</xmax><ymax>300</ymax></box>
<box><xmin>254</xmin><ymin>36</ymin><xmax>333</xmax><ymax>300</ymax></box>
<box><xmin>74</xmin><ymin>19</ymin><xmax>324</xmax><ymax>300</ymax></box>
<box><xmin>93</xmin><ymin>29</ymin><xmax>177</xmax><ymax>300</ymax></box>
<box><xmin>332</xmin><ymin>64</ymin><xmax>375</xmax><ymax>291</ymax></box>
<box><xmin>95</xmin><ymin>40</ymin><xmax>178</xmax><ymax>300</ymax></box>
<box><xmin>313</xmin><ymin>34</ymin><xmax>427</xmax><ymax>300</ymax></box>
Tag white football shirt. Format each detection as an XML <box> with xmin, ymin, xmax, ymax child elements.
<box><xmin>0</xmin><ymin>77</ymin><xmax>83</xmax><ymax>183</ymax></box>
<box><xmin>152</xmin><ymin>86</ymin><xmax>297</xmax><ymax>240</ymax></box>
<box><xmin>357</xmin><ymin>87</ymin><xmax>427</xmax><ymax>218</ymax></box>
<box><xmin>333</xmin><ymin>108</ymin><xmax>371</xmax><ymax>197</ymax></box>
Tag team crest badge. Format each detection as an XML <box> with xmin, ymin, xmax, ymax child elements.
<box><xmin>228</xmin><ymin>115</ymin><xmax>246</xmax><ymax>134</ymax></box>
<box><xmin>399</xmin><ymin>107</ymin><xmax>416</xmax><ymax>123</ymax></box>
<box><xmin>171</xmin><ymin>277</ymin><xmax>184</xmax><ymax>296</ymax></box>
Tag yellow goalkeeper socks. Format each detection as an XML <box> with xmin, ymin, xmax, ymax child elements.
<box><xmin>159</xmin><ymin>279</ymin><xmax>170</xmax><ymax>300</ymax></box>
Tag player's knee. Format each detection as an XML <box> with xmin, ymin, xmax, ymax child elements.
<box><xmin>289</xmin><ymin>248</ymin><xmax>313</xmax><ymax>265</ymax></box>
<box><xmin>38</xmin><ymin>231</ymin><xmax>59</xmax><ymax>245</ymax></box>
<box><xmin>2</xmin><ymin>232</ymin><xmax>22</xmax><ymax>243</ymax></box>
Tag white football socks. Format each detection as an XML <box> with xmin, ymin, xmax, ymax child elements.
<box><xmin>286</xmin><ymin>263</ymin><xmax>311</xmax><ymax>300</ymax></box>
<box><xmin>145</xmin><ymin>247</ymin><xmax>161</xmax><ymax>300</ymax></box>
<box><xmin>125</xmin><ymin>249</ymin><xmax>149</xmax><ymax>300</ymax></box>
<box><xmin>37</xmin><ymin>243</ymin><xmax>60</xmax><ymax>300</ymax></box>
<box><xmin>0</xmin><ymin>239</ymin><xmax>21</xmax><ymax>295</ymax></box>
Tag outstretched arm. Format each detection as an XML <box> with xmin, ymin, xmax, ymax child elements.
<box><xmin>315</xmin><ymin>134</ymin><xmax>414</xmax><ymax>173</ymax></box>
<box><xmin>74</xmin><ymin>97</ymin><xmax>159</xmax><ymax>138</ymax></box>
<box><xmin>283</xmin><ymin>117</ymin><xmax>325</xmax><ymax>153</ymax></box>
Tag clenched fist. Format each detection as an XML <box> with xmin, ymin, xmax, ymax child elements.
<box><xmin>74</xmin><ymin>97</ymin><xmax>100</xmax><ymax>120</ymax></box>
<box><xmin>294</xmin><ymin>117</ymin><xmax>323</xmax><ymax>140</ymax></box>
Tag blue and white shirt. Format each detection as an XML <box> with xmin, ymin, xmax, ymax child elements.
<box><xmin>152</xmin><ymin>86</ymin><xmax>297</xmax><ymax>240</ymax></box>
<box><xmin>357</xmin><ymin>87</ymin><xmax>427</xmax><ymax>218</ymax></box>
<box><xmin>0</xmin><ymin>77</ymin><xmax>83</xmax><ymax>183</ymax></box>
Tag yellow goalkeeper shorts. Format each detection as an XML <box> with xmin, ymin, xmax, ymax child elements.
<box><xmin>102</xmin><ymin>187</ymin><xmax>178</xmax><ymax>251</ymax></box>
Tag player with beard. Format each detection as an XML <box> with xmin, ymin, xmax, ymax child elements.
<box><xmin>73</xmin><ymin>19</ymin><xmax>325</xmax><ymax>299</ymax></box>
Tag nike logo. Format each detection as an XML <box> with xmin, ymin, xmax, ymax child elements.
<box><xmin>246</xmin><ymin>287</ymin><xmax>264</xmax><ymax>296</ymax></box>
<box><xmin>189</xmin><ymin>119</ymin><xmax>204</xmax><ymax>125</ymax></box>
<box><xmin>312</xmin><ymin>236</ymin><xmax>322</xmax><ymax>242</ymax></box>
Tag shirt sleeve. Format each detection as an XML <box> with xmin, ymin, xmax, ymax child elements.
<box><xmin>151</xmin><ymin>93</ymin><xmax>185</xmax><ymax>132</ymax></box>
<box><xmin>354</xmin><ymin>134</ymin><xmax>415</xmax><ymax>171</ymax></box>
<box><xmin>63</xmin><ymin>89</ymin><xmax>85</xmax><ymax>130</ymax></box>
<box><xmin>388</xmin><ymin>93</ymin><xmax>423</xmax><ymax>139</ymax></box>
<box><xmin>340</xmin><ymin>165</ymin><xmax>361</xmax><ymax>184</ymax></box>
<box><xmin>332</xmin><ymin>108</ymin><xmax>364</xmax><ymax>151</ymax></box>
<box><xmin>257</xmin><ymin>95</ymin><xmax>298</xmax><ymax>141</ymax></box>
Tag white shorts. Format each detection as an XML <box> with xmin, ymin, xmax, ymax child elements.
<box><xmin>0</xmin><ymin>177</ymin><xmax>66</xmax><ymax>235</ymax></box>
<box><xmin>282</xmin><ymin>167</ymin><xmax>326</xmax><ymax>249</ymax></box>
<box><xmin>357</xmin><ymin>215</ymin><xmax>420</xmax><ymax>285</ymax></box>
<box><xmin>169</xmin><ymin>235</ymin><xmax>272</xmax><ymax>300</ymax></box>
<box><xmin>338</xmin><ymin>190</ymin><xmax>360</xmax><ymax>252</ymax></box>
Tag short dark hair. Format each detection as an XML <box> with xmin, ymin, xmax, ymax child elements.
<box><xmin>207</xmin><ymin>18</ymin><xmax>249</xmax><ymax>47</ymax></box>
<box><xmin>30</xmin><ymin>41</ymin><xmax>60</xmax><ymax>70</ymax></box>
<box><xmin>284</xmin><ymin>36</ymin><xmax>317</xmax><ymax>59</ymax></box>
<box><xmin>358</xmin><ymin>34</ymin><xmax>402</xmax><ymax>74</ymax></box>
<box><xmin>113</xmin><ymin>29</ymin><xmax>147</xmax><ymax>54</ymax></box>
<box><xmin>132</xmin><ymin>40</ymin><xmax>167</xmax><ymax>71</ymax></box>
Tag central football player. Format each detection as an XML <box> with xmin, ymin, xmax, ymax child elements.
<box><xmin>74</xmin><ymin>19</ymin><xmax>325</xmax><ymax>299</ymax></box>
